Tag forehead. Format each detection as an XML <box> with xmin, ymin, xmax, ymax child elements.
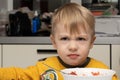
<box><xmin>55</xmin><ymin>22</ymin><xmax>89</xmax><ymax>35</ymax></box>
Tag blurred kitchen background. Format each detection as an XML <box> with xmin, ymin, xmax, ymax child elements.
<box><xmin>0</xmin><ymin>0</ymin><xmax>120</xmax><ymax>79</ymax></box>
<box><xmin>0</xmin><ymin>0</ymin><xmax>120</xmax><ymax>36</ymax></box>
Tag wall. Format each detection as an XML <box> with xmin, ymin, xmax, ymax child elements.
<box><xmin>0</xmin><ymin>0</ymin><xmax>13</xmax><ymax>11</ymax></box>
<box><xmin>71</xmin><ymin>0</ymin><xmax>81</xmax><ymax>4</ymax></box>
<box><xmin>0</xmin><ymin>0</ymin><xmax>7</xmax><ymax>10</ymax></box>
<box><xmin>7</xmin><ymin>0</ymin><xmax>13</xmax><ymax>11</ymax></box>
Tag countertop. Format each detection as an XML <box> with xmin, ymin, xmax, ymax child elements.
<box><xmin>0</xmin><ymin>36</ymin><xmax>120</xmax><ymax>45</ymax></box>
<box><xmin>0</xmin><ymin>16</ymin><xmax>120</xmax><ymax>45</ymax></box>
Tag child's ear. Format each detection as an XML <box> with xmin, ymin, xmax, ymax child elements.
<box><xmin>50</xmin><ymin>35</ymin><xmax>57</xmax><ymax>49</ymax></box>
<box><xmin>90</xmin><ymin>36</ymin><xmax>96</xmax><ymax>49</ymax></box>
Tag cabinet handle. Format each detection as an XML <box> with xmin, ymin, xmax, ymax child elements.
<box><xmin>37</xmin><ymin>49</ymin><xmax>57</xmax><ymax>54</ymax></box>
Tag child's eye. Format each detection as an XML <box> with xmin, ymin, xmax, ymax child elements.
<box><xmin>60</xmin><ymin>37</ymin><xmax>69</xmax><ymax>40</ymax></box>
<box><xmin>76</xmin><ymin>37</ymin><xmax>86</xmax><ymax>41</ymax></box>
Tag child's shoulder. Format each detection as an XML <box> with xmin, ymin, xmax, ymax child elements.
<box><xmin>36</xmin><ymin>56</ymin><xmax>64</xmax><ymax>70</ymax></box>
<box><xmin>87</xmin><ymin>57</ymin><xmax>109</xmax><ymax>69</ymax></box>
<box><xmin>37</xmin><ymin>56</ymin><xmax>60</xmax><ymax>66</ymax></box>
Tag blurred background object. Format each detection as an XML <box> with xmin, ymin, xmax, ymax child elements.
<box><xmin>0</xmin><ymin>8</ymin><xmax>8</xmax><ymax>36</ymax></box>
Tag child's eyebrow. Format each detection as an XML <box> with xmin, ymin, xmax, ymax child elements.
<box><xmin>58</xmin><ymin>35</ymin><xmax>69</xmax><ymax>38</ymax></box>
<box><xmin>78</xmin><ymin>34</ymin><xmax>88</xmax><ymax>36</ymax></box>
<box><xmin>58</xmin><ymin>34</ymin><xmax>88</xmax><ymax>38</ymax></box>
<box><xmin>76</xmin><ymin>35</ymin><xmax>88</xmax><ymax>39</ymax></box>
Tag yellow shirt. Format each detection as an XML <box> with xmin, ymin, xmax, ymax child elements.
<box><xmin>0</xmin><ymin>56</ymin><xmax>118</xmax><ymax>80</ymax></box>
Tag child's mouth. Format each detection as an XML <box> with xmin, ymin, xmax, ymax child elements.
<box><xmin>68</xmin><ymin>54</ymin><xmax>79</xmax><ymax>59</ymax></box>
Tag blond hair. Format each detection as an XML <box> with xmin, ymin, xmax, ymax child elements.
<box><xmin>51</xmin><ymin>3</ymin><xmax>95</xmax><ymax>36</ymax></box>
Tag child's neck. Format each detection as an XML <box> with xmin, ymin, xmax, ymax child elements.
<box><xmin>57</xmin><ymin>56</ymin><xmax>90</xmax><ymax>68</ymax></box>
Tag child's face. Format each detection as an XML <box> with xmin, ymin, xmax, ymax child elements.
<box><xmin>51</xmin><ymin>23</ymin><xmax>96</xmax><ymax>66</ymax></box>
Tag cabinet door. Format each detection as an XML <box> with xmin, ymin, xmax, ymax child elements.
<box><xmin>112</xmin><ymin>45</ymin><xmax>120</xmax><ymax>78</ymax></box>
<box><xmin>3</xmin><ymin>44</ymin><xmax>57</xmax><ymax>68</ymax></box>
<box><xmin>2</xmin><ymin>44</ymin><xmax>110</xmax><ymax>68</ymax></box>
<box><xmin>0</xmin><ymin>45</ymin><xmax>1</xmax><ymax>67</ymax></box>
<box><xmin>89</xmin><ymin>45</ymin><xmax>110</xmax><ymax>68</ymax></box>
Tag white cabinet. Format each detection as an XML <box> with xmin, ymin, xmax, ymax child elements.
<box><xmin>2</xmin><ymin>44</ymin><xmax>110</xmax><ymax>68</ymax></box>
<box><xmin>0</xmin><ymin>45</ymin><xmax>1</xmax><ymax>67</ymax></box>
<box><xmin>2</xmin><ymin>44</ymin><xmax>58</xmax><ymax>68</ymax></box>
<box><xmin>89</xmin><ymin>45</ymin><xmax>110</xmax><ymax>68</ymax></box>
<box><xmin>112</xmin><ymin>45</ymin><xmax>120</xmax><ymax>78</ymax></box>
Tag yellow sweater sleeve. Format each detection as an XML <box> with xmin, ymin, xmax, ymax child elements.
<box><xmin>0</xmin><ymin>66</ymin><xmax>40</xmax><ymax>80</ymax></box>
<box><xmin>0</xmin><ymin>67</ymin><xmax>17</xmax><ymax>80</ymax></box>
<box><xmin>0</xmin><ymin>57</ymin><xmax>63</xmax><ymax>80</ymax></box>
<box><xmin>0</xmin><ymin>56</ymin><xmax>119</xmax><ymax>80</ymax></box>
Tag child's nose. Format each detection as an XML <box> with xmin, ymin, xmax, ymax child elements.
<box><xmin>68</xmin><ymin>40</ymin><xmax>78</xmax><ymax>52</ymax></box>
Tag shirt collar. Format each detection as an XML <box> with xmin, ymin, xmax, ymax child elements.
<box><xmin>57</xmin><ymin>56</ymin><xmax>90</xmax><ymax>68</ymax></box>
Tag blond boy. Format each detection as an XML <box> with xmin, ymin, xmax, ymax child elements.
<box><xmin>0</xmin><ymin>3</ymin><xmax>118</xmax><ymax>80</ymax></box>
